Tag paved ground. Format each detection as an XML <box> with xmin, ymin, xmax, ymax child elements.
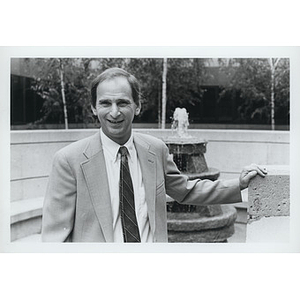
<box><xmin>227</xmin><ymin>223</ymin><xmax>247</xmax><ymax>243</ymax></box>
<box><xmin>16</xmin><ymin>222</ymin><xmax>247</xmax><ymax>243</ymax></box>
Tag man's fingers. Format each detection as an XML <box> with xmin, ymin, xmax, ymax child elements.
<box><xmin>240</xmin><ymin>164</ymin><xmax>267</xmax><ymax>190</ymax></box>
<box><xmin>255</xmin><ymin>167</ymin><xmax>266</xmax><ymax>177</ymax></box>
<box><xmin>244</xmin><ymin>170</ymin><xmax>258</xmax><ymax>181</ymax></box>
<box><xmin>247</xmin><ymin>164</ymin><xmax>267</xmax><ymax>177</ymax></box>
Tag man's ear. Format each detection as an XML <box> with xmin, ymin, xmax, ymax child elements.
<box><xmin>135</xmin><ymin>102</ymin><xmax>141</xmax><ymax>116</ymax></box>
<box><xmin>91</xmin><ymin>105</ymin><xmax>97</xmax><ymax>116</ymax></box>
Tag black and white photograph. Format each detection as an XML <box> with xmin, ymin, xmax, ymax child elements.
<box><xmin>1</xmin><ymin>49</ymin><xmax>297</xmax><ymax>251</ymax></box>
<box><xmin>1</xmin><ymin>3</ymin><xmax>300</xmax><ymax>298</ymax></box>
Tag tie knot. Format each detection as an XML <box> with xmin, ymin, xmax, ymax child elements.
<box><xmin>119</xmin><ymin>146</ymin><xmax>128</xmax><ymax>156</ymax></box>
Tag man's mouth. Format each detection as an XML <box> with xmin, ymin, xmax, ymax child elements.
<box><xmin>107</xmin><ymin>119</ymin><xmax>123</xmax><ymax>124</ymax></box>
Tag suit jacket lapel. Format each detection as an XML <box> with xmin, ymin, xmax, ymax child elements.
<box><xmin>80</xmin><ymin>132</ymin><xmax>114</xmax><ymax>242</ymax></box>
<box><xmin>134</xmin><ymin>134</ymin><xmax>156</xmax><ymax>236</ymax></box>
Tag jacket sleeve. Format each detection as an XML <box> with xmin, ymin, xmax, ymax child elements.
<box><xmin>163</xmin><ymin>143</ymin><xmax>242</xmax><ymax>205</ymax></box>
<box><xmin>41</xmin><ymin>150</ymin><xmax>77</xmax><ymax>242</ymax></box>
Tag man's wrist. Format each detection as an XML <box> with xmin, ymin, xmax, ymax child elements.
<box><xmin>239</xmin><ymin>181</ymin><xmax>247</xmax><ymax>191</ymax></box>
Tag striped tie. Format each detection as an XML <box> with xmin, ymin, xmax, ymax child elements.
<box><xmin>119</xmin><ymin>146</ymin><xmax>141</xmax><ymax>242</ymax></box>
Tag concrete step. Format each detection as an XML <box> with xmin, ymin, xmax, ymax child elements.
<box><xmin>11</xmin><ymin>197</ymin><xmax>43</xmax><ymax>241</ymax></box>
<box><xmin>13</xmin><ymin>233</ymin><xmax>42</xmax><ymax>243</ymax></box>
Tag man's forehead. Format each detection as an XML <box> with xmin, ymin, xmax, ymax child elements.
<box><xmin>97</xmin><ymin>77</ymin><xmax>132</xmax><ymax>100</ymax></box>
<box><xmin>97</xmin><ymin>77</ymin><xmax>132</xmax><ymax>94</ymax></box>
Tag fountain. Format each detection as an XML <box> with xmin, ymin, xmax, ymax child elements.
<box><xmin>164</xmin><ymin>108</ymin><xmax>237</xmax><ymax>243</ymax></box>
<box><xmin>166</xmin><ymin>108</ymin><xmax>219</xmax><ymax>180</ymax></box>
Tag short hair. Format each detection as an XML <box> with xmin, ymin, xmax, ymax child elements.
<box><xmin>90</xmin><ymin>67</ymin><xmax>141</xmax><ymax>108</ymax></box>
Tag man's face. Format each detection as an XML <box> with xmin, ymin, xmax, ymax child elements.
<box><xmin>92</xmin><ymin>76</ymin><xmax>140</xmax><ymax>145</ymax></box>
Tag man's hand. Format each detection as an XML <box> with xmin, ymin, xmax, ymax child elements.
<box><xmin>239</xmin><ymin>164</ymin><xmax>268</xmax><ymax>190</ymax></box>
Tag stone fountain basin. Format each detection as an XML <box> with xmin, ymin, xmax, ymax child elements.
<box><xmin>167</xmin><ymin>205</ymin><xmax>237</xmax><ymax>231</ymax></box>
<box><xmin>167</xmin><ymin>205</ymin><xmax>237</xmax><ymax>243</ymax></box>
<box><xmin>162</xmin><ymin>136</ymin><xmax>207</xmax><ymax>153</ymax></box>
<box><xmin>162</xmin><ymin>136</ymin><xmax>207</xmax><ymax>144</ymax></box>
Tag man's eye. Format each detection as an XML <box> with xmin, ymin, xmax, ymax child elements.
<box><xmin>118</xmin><ymin>101</ymin><xmax>129</xmax><ymax>107</ymax></box>
<box><xmin>99</xmin><ymin>101</ymin><xmax>110</xmax><ymax>106</ymax></box>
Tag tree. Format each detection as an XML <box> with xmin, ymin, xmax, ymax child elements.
<box><xmin>269</xmin><ymin>58</ymin><xmax>280</xmax><ymax>130</ymax></box>
<box><xmin>218</xmin><ymin>58</ymin><xmax>290</xmax><ymax>128</ymax></box>
<box><xmin>58</xmin><ymin>59</ymin><xmax>68</xmax><ymax>129</ymax></box>
<box><xmin>161</xmin><ymin>58</ymin><xmax>168</xmax><ymax>129</ymax></box>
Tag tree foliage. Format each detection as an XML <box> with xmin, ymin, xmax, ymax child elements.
<box><xmin>218</xmin><ymin>58</ymin><xmax>290</xmax><ymax>125</ymax></box>
<box><xmin>26</xmin><ymin>58</ymin><xmax>96</xmax><ymax>126</ymax></box>
<box><xmin>20</xmin><ymin>57</ymin><xmax>289</xmax><ymax>128</ymax></box>
<box><xmin>25</xmin><ymin>57</ymin><xmax>211</xmax><ymax>126</ymax></box>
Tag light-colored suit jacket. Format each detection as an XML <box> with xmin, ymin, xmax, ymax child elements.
<box><xmin>42</xmin><ymin>131</ymin><xmax>242</xmax><ymax>242</ymax></box>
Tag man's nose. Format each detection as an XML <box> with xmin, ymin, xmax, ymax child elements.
<box><xmin>110</xmin><ymin>103</ymin><xmax>120</xmax><ymax>118</ymax></box>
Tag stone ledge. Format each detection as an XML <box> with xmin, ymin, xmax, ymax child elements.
<box><xmin>248</xmin><ymin>165</ymin><xmax>290</xmax><ymax>219</ymax></box>
<box><xmin>11</xmin><ymin>197</ymin><xmax>44</xmax><ymax>224</ymax></box>
<box><xmin>246</xmin><ymin>165</ymin><xmax>290</xmax><ymax>243</ymax></box>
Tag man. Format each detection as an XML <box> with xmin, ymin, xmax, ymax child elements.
<box><xmin>42</xmin><ymin>67</ymin><xmax>267</xmax><ymax>243</ymax></box>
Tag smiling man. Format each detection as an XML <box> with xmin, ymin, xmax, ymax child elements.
<box><xmin>41</xmin><ymin>67</ymin><xmax>267</xmax><ymax>243</ymax></box>
<box><xmin>91</xmin><ymin>75</ymin><xmax>140</xmax><ymax>145</ymax></box>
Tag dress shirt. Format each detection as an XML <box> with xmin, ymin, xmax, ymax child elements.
<box><xmin>100</xmin><ymin>129</ymin><xmax>153</xmax><ymax>243</ymax></box>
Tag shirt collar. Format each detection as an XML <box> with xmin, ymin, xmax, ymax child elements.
<box><xmin>100</xmin><ymin>128</ymin><xmax>134</xmax><ymax>162</ymax></box>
